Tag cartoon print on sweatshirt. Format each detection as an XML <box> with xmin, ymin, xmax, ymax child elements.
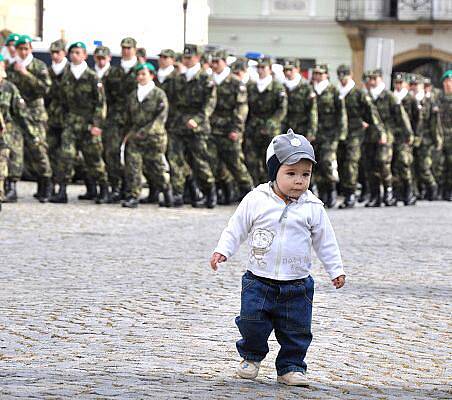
<box><xmin>250</xmin><ymin>228</ymin><xmax>275</xmax><ymax>268</ymax></box>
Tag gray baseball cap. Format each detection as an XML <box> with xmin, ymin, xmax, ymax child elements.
<box><xmin>266</xmin><ymin>129</ymin><xmax>316</xmax><ymax>166</ymax></box>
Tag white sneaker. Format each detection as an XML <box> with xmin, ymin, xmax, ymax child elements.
<box><xmin>236</xmin><ymin>359</ymin><xmax>261</xmax><ymax>379</ymax></box>
<box><xmin>277</xmin><ymin>371</ymin><xmax>309</xmax><ymax>386</ymax></box>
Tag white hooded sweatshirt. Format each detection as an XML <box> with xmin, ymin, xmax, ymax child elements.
<box><xmin>214</xmin><ymin>183</ymin><xmax>345</xmax><ymax>281</ymax></box>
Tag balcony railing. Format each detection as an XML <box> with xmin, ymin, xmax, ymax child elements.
<box><xmin>336</xmin><ymin>0</ymin><xmax>452</xmax><ymax>21</ymax></box>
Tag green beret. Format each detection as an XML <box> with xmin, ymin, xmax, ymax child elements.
<box><xmin>68</xmin><ymin>41</ymin><xmax>87</xmax><ymax>52</ymax></box>
<box><xmin>14</xmin><ymin>34</ymin><xmax>33</xmax><ymax>47</ymax></box>
<box><xmin>0</xmin><ymin>54</ymin><xmax>4</xmax><ymax>62</ymax></box>
<box><xmin>5</xmin><ymin>33</ymin><xmax>20</xmax><ymax>45</ymax></box>
<box><xmin>441</xmin><ymin>70</ymin><xmax>452</xmax><ymax>82</ymax></box>
<box><xmin>135</xmin><ymin>62</ymin><xmax>156</xmax><ymax>73</ymax></box>
<box><xmin>50</xmin><ymin>39</ymin><xmax>66</xmax><ymax>52</ymax></box>
<box><xmin>121</xmin><ymin>37</ymin><xmax>137</xmax><ymax>48</ymax></box>
<box><xmin>94</xmin><ymin>45</ymin><xmax>111</xmax><ymax>57</ymax></box>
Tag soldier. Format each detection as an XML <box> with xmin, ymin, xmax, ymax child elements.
<box><xmin>94</xmin><ymin>45</ymin><xmax>111</xmax><ymax>82</ymax></box>
<box><xmin>411</xmin><ymin>75</ymin><xmax>442</xmax><ymax>200</ymax></box>
<box><xmin>3</xmin><ymin>33</ymin><xmax>20</xmax><ymax>67</ymax></box>
<box><xmin>169</xmin><ymin>43</ymin><xmax>217</xmax><ymax>208</ymax></box>
<box><xmin>311</xmin><ymin>64</ymin><xmax>345</xmax><ymax>208</ymax></box>
<box><xmin>103</xmin><ymin>37</ymin><xmax>139</xmax><ymax>202</ymax></box>
<box><xmin>49</xmin><ymin>41</ymin><xmax>109</xmax><ymax>204</ymax></box>
<box><xmin>336</xmin><ymin>65</ymin><xmax>384</xmax><ymax>209</ymax></box>
<box><xmin>6</xmin><ymin>34</ymin><xmax>53</xmax><ymax>202</ymax></box>
<box><xmin>437</xmin><ymin>70</ymin><xmax>452</xmax><ymax>201</ymax></box>
<box><xmin>364</xmin><ymin>69</ymin><xmax>412</xmax><ymax>207</ymax></box>
<box><xmin>0</xmin><ymin>54</ymin><xmax>36</xmax><ymax>208</ymax></box>
<box><xmin>208</xmin><ymin>49</ymin><xmax>253</xmax><ymax>204</ymax></box>
<box><xmin>121</xmin><ymin>62</ymin><xmax>173</xmax><ymax>208</ymax></box>
<box><xmin>282</xmin><ymin>58</ymin><xmax>317</xmax><ymax>139</ymax></box>
<box><xmin>136</xmin><ymin>47</ymin><xmax>147</xmax><ymax>64</ymax></box>
<box><xmin>391</xmin><ymin>72</ymin><xmax>418</xmax><ymax>205</ymax></box>
<box><xmin>230</xmin><ymin>58</ymin><xmax>250</xmax><ymax>84</ymax></box>
<box><xmin>46</xmin><ymin>39</ymin><xmax>69</xmax><ymax>191</ymax></box>
<box><xmin>245</xmin><ymin>56</ymin><xmax>287</xmax><ymax>185</ymax></box>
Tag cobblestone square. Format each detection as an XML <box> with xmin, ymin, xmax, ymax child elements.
<box><xmin>0</xmin><ymin>182</ymin><xmax>451</xmax><ymax>399</ymax></box>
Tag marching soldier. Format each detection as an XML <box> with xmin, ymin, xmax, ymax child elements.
<box><xmin>311</xmin><ymin>64</ymin><xmax>345</xmax><ymax>208</ymax></box>
<box><xmin>281</xmin><ymin>58</ymin><xmax>317</xmax><ymax>139</ymax></box>
<box><xmin>122</xmin><ymin>62</ymin><xmax>174</xmax><ymax>208</ymax></box>
<box><xmin>364</xmin><ymin>69</ymin><xmax>412</xmax><ymax>207</ymax></box>
<box><xmin>436</xmin><ymin>70</ymin><xmax>452</xmax><ymax>201</ymax></box>
<box><xmin>391</xmin><ymin>72</ymin><xmax>418</xmax><ymax>205</ymax></box>
<box><xmin>245</xmin><ymin>56</ymin><xmax>287</xmax><ymax>185</ymax></box>
<box><xmin>336</xmin><ymin>65</ymin><xmax>384</xmax><ymax>209</ymax></box>
<box><xmin>103</xmin><ymin>37</ymin><xmax>139</xmax><ymax>202</ymax></box>
<box><xmin>3</xmin><ymin>33</ymin><xmax>20</xmax><ymax>67</ymax></box>
<box><xmin>208</xmin><ymin>49</ymin><xmax>253</xmax><ymax>203</ymax></box>
<box><xmin>50</xmin><ymin>41</ymin><xmax>108</xmax><ymax>204</ymax></box>
<box><xmin>169</xmin><ymin>43</ymin><xmax>217</xmax><ymax>208</ymax></box>
<box><xmin>47</xmin><ymin>39</ymin><xmax>69</xmax><ymax>189</ymax></box>
<box><xmin>6</xmin><ymin>34</ymin><xmax>53</xmax><ymax>202</ymax></box>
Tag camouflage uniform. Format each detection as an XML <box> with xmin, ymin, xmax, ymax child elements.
<box><xmin>103</xmin><ymin>38</ymin><xmax>138</xmax><ymax>193</ymax></box>
<box><xmin>124</xmin><ymin>82</ymin><xmax>170</xmax><ymax>200</ymax></box>
<box><xmin>6</xmin><ymin>56</ymin><xmax>52</xmax><ymax>181</ymax></box>
<box><xmin>245</xmin><ymin>58</ymin><xmax>287</xmax><ymax>185</ymax></box>
<box><xmin>169</xmin><ymin>45</ymin><xmax>217</xmax><ymax>202</ymax></box>
<box><xmin>208</xmin><ymin>53</ymin><xmax>252</xmax><ymax>198</ymax></box>
<box><xmin>437</xmin><ymin>87</ymin><xmax>452</xmax><ymax>200</ymax></box>
<box><xmin>313</xmin><ymin>69</ymin><xmax>345</xmax><ymax>206</ymax></box>
<box><xmin>56</xmin><ymin>62</ymin><xmax>107</xmax><ymax>189</ymax></box>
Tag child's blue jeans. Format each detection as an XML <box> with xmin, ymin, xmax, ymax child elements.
<box><xmin>236</xmin><ymin>270</ymin><xmax>314</xmax><ymax>376</ymax></box>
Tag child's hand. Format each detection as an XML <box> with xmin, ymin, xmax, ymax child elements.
<box><xmin>332</xmin><ymin>275</ymin><xmax>346</xmax><ymax>289</ymax></box>
<box><xmin>210</xmin><ymin>252</ymin><xmax>227</xmax><ymax>271</ymax></box>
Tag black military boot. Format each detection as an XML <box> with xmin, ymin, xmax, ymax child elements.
<box><xmin>33</xmin><ymin>179</ymin><xmax>42</xmax><ymax>199</ymax></box>
<box><xmin>365</xmin><ymin>185</ymin><xmax>381</xmax><ymax>208</ymax></box>
<box><xmin>121</xmin><ymin>197</ymin><xmax>139</xmax><ymax>208</ymax></box>
<box><xmin>338</xmin><ymin>190</ymin><xmax>356</xmax><ymax>209</ymax></box>
<box><xmin>205</xmin><ymin>185</ymin><xmax>217</xmax><ymax>209</ymax></box>
<box><xmin>173</xmin><ymin>192</ymin><xmax>184</xmax><ymax>207</ymax></box>
<box><xmin>383</xmin><ymin>186</ymin><xmax>397</xmax><ymax>207</ymax></box>
<box><xmin>403</xmin><ymin>181</ymin><xmax>417</xmax><ymax>206</ymax></box>
<box><xmin>358</xmin><ymin>182</ymin><xmax>369</xmax><ymax>203</ymax></box>
<box><xmin>159</xmin><ymin>187</ymin><xmax>175</xmax><ymax>208</ymax></box>
<box><xmin>188</xmin><ymin>178</ymin><xmax>203</xmax><ymax>207</ymax></box>
<box><xmin>223</xmin><ymin>182</ymin><xmax>235</xmax><ymax>205</ymax></box>
<box><xmin>425</xmin><ymin>184</ymin><xmax>438</xmax><ymax>201</ymax></box>
<box><xmin>110</xmin><ymin>186</ymin><xmax>122</xmax><ymax>203</ymax></box>
<box><xmin>216</xmin><ymin>184</ymin><xmax>226</xmax><ymax>205</ymax></box>
<box><xmin>237</xmin><ymin>185</ymin><xmax>252</xmax><ymax>202</ymax></box>
<box><xmin>49</xmin><ymin>183</ymin><xmax>68</xmax><ymax>203</ymax></box>
<box><xmin>4</xmin><ymin>180</ymin><xmax>18</xmax><ymax>203</ymax></box>
<box><xmin>140</xmin><ymin>187</ymin><xmax>159</xmax><ymax>204</ymax></box>
<box><xmin>38</xmin><ymin>178</ymin><xmax>52</xmax><ymax>203</ymax></box>
<box><xmin>326</xmin><ymin>185</ymin><xmax>337</xmax><ymax>209</ymax></box>
<box><xmin>443</xmin><ymin>186</ymin><xmax>452</xmax><ymax>201</ymax></box>
<box><xmin>95</xmin><ymin>183</ymin><xmax>111</xmax><ymax>204</ymax></box>
<box><xmin>78</xmin><ymin>179</ymin><xmax>97</xmax><ymax>200</ymax></box>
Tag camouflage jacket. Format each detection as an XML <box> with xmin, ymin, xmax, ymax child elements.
<box><xmin>0</xmin><ymin>79</ymin><xmax>34</xmax><ymax>139</ymax></box>
<box><xmin>370</xmin><ymin>90</ymin><xmax>413</xmax><ymax>144</ymax></box>
<box><xmin>246</xmin><ymin>78</ymin><xmax>287</xmax><ymax>137</ymax></box>
<box><xmin>344</xmin><ymin>87</ymin><xmax>384</xmax><ymax>137</ymax></box>
<box><xmin>437</xmin><ymin>91</ymin><xmax>452</xmax><ymax>145</ymax></box>
<box><xmin>172</xmin><ymin>68</ymin><xmax>217</xmax><ymax>135</ymax></box>
<box><xmin>60</xmin><ymin>67</ymin><xmax>105</xmax><ymax>128</ymax></box>
<box><xmin>46</xmin><ymin>63</ymin><xmax>70</xmax><ymax>128</ymax></box>
<box><xmin>126</xmin><ymin>85</ymin><xmax>168</xmax><ymax>140</ymax></box>
<box><xmin>211</xmin><ymin>73</ymin><xmax>248</xmax><ymax>136</ymax></box>
<box><xmin>417</xmin><ymin>94</ymin><xmax>442</xmax><ymax>147</ymax></box>
<box><xmin>155</xmin><ymin>68</ymin><xmax>179</xmax><ymax>127</ymax></box>
<box><xmin>104</xmin><ymin>62</ymin><xmax>138</xmax><ymax>125</ymax></box>
<box><xmin>316</xmin><ymin>83</ymin><xmax>345</xmax><ymax>140</ymax></box>
<box><xmin>282</xmin><ymin>80</ymin><xmax>317</xmax><ymax>137</ymax></box>
<box><xmin>6</xmin><ymin>57</ymin><xmax>51</xmax><ymax>123</ymax></box>
<box><xmin>401</xmin><ymin>92</ymin><xmax>419</xmax><ymax>133</ymax></box>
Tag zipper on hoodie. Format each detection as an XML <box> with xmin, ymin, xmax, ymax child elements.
<box><xmin>275</xmin><ymin>203</ymin><xmax>290</xmax><ymax>280</ymax></box>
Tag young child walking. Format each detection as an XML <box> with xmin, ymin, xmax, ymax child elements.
<box><xmin>210</xmin><ymin>129</ymin><xmax>346</xmax><ymax>386</ymax></box>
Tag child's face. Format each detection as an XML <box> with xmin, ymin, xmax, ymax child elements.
<box><xmin>276</xmin><ymin>159</ymin><xmax>313</xmax><ymax>199</ymax></box>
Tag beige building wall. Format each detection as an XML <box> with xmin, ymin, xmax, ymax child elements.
<box><xmin>0</xmin><ymin>0</ymin><xmax>38</xmax><ymax>38</ymax></box>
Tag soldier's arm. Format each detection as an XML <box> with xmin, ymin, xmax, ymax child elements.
<box><xmin>392</xmin><ymin>94</ymin><xmax>414</xmax><ymax>138</ymax></box>
<box><xmin>192</xmin><ymin>76</ymin><xmax>217</xmax><ymax>127</ymax></box>
<box><xmin>334</xmin><ymin>88</ymin><xmax>347</xmax><ymax>140</ymax></box>
<box><xmin>230</xmin><ymin>82</ymin><xmax>248</xmax><ymax>134</ymax></box>
<box><xmin>10</xmin><ymin>85</ymin><xmax>35</xmax><ymax>136</ymax></box>
<box><xmin>307</xmin><ymin>90</ymin><xmax>318</xmax><ymax>139</ymax></box>
<box><xmin>22</xmin><ymin>64</ymin><xmax>51</xmax><ymax>98</ymax></box>
<box><xmin>92</xmin><ymin>77</ymin><xmax>106</xmax><ymax>128</ymax></box>
<box><xmin>430</xmin><ymin>100</ymin><xmax>443</xmax><ymax>149</ymax></box>
<box><xmin>138</xmin><ymin>91</ymin><xmax>169</xmax><ymax>136</ymax></box>
<box><xmin>365</xmin><ymin>93</ymin><xmax>386</xmax><ymax>140</ymax></box>
<box><xmin>270</xmin><ymin>84</ymin><xmax>287</xmax><ymax>124</ymax></box>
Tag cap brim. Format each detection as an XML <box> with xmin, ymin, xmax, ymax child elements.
<box><xmin>283</xmin><ymin>152</ymin><xmax>316</xmax><ymax>165</ymax></box>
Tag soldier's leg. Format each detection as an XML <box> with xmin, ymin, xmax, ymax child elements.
<box><xmin>123</xmin><ymin>139</ymin><xmax>144</xmax><ymax>200</ymax></box>
<box><xmin>415</xmin><ymin>144</ymin><xmax>437</xmax><ymax>200</ymax></box>
<box><xmin>0</xmin><ymin>147</ymin><xmax>9</xmax><ymax>202</ymax></box>
<box><xmin>443</xmin><ymin>144</ymin><xmax>452</xmax><ymax>201</ymax></box>
<box><xmin>244</xmin><ymin>131</ymin><xmax>260</xmax><ymax>186</ymax></box>
<box><xmin>258</xmin><ymin>135</ymin><xmax>274</xmax><ymax>184</ymax></box>
<box><xmin>364</xmin><ymin>141</ymin><xmax>382</xmax><ymax>207</ymax></box>
<box><xmin>5</xmin><ymin>128</ymin><xmax>24</xmax><ymax>183</ymax></box>
<box><xmin>103</xmin><ymin>122</ymin><xmax>123</xmax><ymax>192</ymax></box>
<box><xmin>377</xmin><ymin>142</ymin><xmax>396</xmax><ymax>206</ymax></box>
<box><xmin>338</xmin><ymin>134</ymin><xmax>362</xmax><ymax>209</ymax></box>
<box><xmin>23</xmin><ymin>123</ymin><xmax>52</xmax><ymax>179</ymax></box>
<box><xmin>46</xmin><ymin>126</ymin><xmax>62</xmax><ymax>183</ymax></box>
<box><xmin>167</xmin><ymin>134</ymin><xmax>189</xmax><ymax>196</ymax></box>
<box><xmin>431</xmin><ymin>147</ymin><xmax>445</xmax><ymax>197</ymax></box>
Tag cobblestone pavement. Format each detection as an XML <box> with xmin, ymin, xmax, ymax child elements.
<box><xmin>0</xmin><ymin>182</ymin><xmax>451</xmax><ymax>399</ymax></box>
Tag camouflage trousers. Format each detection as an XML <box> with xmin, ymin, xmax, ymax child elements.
<box><xmin>312</xmin><ymin>137</ymin><xmax>339</xmax><ymax>192</ymax></box>
<box><xmin>431</xmin><ymin>147</ymin><xmax>445</xmax><ymax>187</ymax></box>
<box><xmin>392</xmin><ymin>142</ymin><xmax>414</xmax><ymax>191</ymax></box>
<box><xmin>413</xmin><ymin>142</ymin><xmax>436</xmax><ymax>187</ymax></box>
<box><xmin>444</xmin><ymin>141</ymin><xmax>452</xmax><ymax>188</ymax></box>
<box><xmin>165</xmin><ymin>132</ymin><xmax>190</xmax><ymax>192</ymax></box>
<box><xmin>56</xmin><ymin>124</ymin><xmax>108</xmax><ymax>185</ymax></box>
<box><xmin>3</xmin><ymin>125</ymin><xmax>23</xmax><ymax>181</ymax></box>
<box><xmin>47</xmin><ymin>125</ymin><xmax>63</xmax><ymax>181</ymax></box>
<box><xmin>244</xmin><ymin>131</ymin><xmax>274</xmax><ymax>186</ymax></box>
<box><xmin>0</xmin><ymin>146</ymin><xmax>9</xmax><ymax>201</ymax></box>
<box><xmin>207</xmin><ymin>134</ymin><xmax>253</xmax><ymax>190</ymax></box>
<box><xmin>167</xmin><ymin>131</ymin><xmax>215</xmax><ymax>195</ymax></box>
<box><xmin>125</xmin><ymin>134</ymin><xmax>170</xmax><ymax>199</ymax></box>
<box><xmin>337</xmin><ymin>130</ymin><xmax>365</xmax><ymax>193</ymax></box>
<box><xmin>22</xmin><ymin>122</ymin><xmax>52</xmax><ymax>179</ymax></box>
<box><xmin>362</xmin><ymin>141</ymin><xmax>393</xmax><ymax>190</ymax></box>
<box><xmin>102</xmin><ymin>121</ymin><xmax>124</xmax><ymax>189</ymax></box>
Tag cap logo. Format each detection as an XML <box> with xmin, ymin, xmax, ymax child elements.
<box><xmin>290</xmin><ymin>138</ymin><xmax>301</xmax><ymax>147</ymax></box>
